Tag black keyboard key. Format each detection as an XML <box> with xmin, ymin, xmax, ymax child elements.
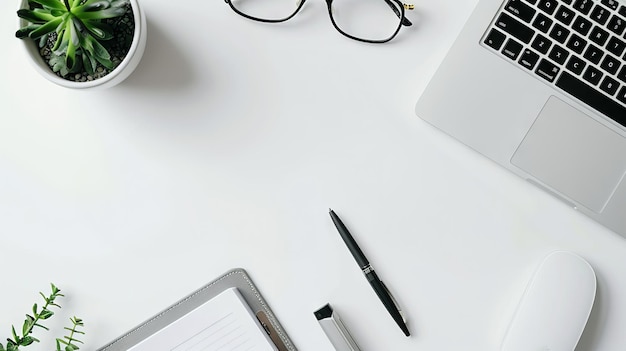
<box><xmin>567</xmin><ymin>55</ymin><xmax>587</xmax><ymax>74</ymax></box>
<box><xmin>583</xmin><ymin>65</ymin><xmax>604</xmax><ymax>84</ymax></box>
<box><xmin>549</xmin><ymin>44</ymin><xmax>570</xmax><ymax>63</ymax></box>
<box><xmin>590</xmin><ymin>5</ymin><xmax>611</xmax><ymax>25</ymax></box>
<box><xmin>618</xmin><ymin>86</ymin><xmax>626</xmax><ymax>105</ymax></box>
<box><xmin>601</xmin><ymin>0</ymin><xmax>619</xmax><ymax>10</ymax></box>
<box><xmin>607</xmin><ymin>36</ymin><xmax>626</xmax><ymax>57</ymax></box>
<box><xmin>600</xmin><ymin>54</ymin><xmax>620</xmax><ymax>74</ymax></box>
<box><xmin>589</xmin><ymin>26</ymin><xmax>610</xmax><ymax>45</ymax></box>
<box><xmin>506</xmin><ymin>0</ymin><xmax>537</xmax><ymax>22</ymax></box>
<box><xmin>573</xmin><ymin>0</ymin><xmax>595</xmax><ymax>15</ymax></box>
<box><xmin>562</xmin><ymin>0</ymin><xmax>573</xmax><ymax>4</ymax></box>
<box><xmin>519</xmin><ymin>48</ymin><xmax>541</xmax><ymax>69</ymax></box>
<box><xmin>583</xmin><ymin>43</ymin><xmax>604</xmax><ymax>64</ymax></box>
<box><xmin>572</xmin><ymin>16</ymin><xmax>593</xmax><ymax>35</ymax></box>
<box><xmin>600</xmin><ymin>76</ymin><xmax>620</xmax><ymax>95</ymax></box>
<box><xmin>549</xmin><ymin>23</ymin><xmax>571</xmax><ymax>43</ymax></box>
<box><xmin>620</xmin><ymin>5</ymin><xmax>626</xmax><ymax>17</ymax></box>
<box><xmin>567</xmin><ymin>33</ymin><xmax>588</xmax><ymax>54</ymax></box>
<box><xmin>536</xmin><ymin>58</ymin><xmax>560</xmax><ymax>82</ymax></box>
<box><xmin>503</xmin><ymin>39</ymin><xmax>524</xmax><ymax>59</ymax></box>
<box><xmin>618</xmin><ymin>65</ymin><xmax>626</xmax><ymax>83</ymax></box>
<box><xmin>607</xmin><ymin>15</ymin><xmax>626</xmax><ymax>36</ymax></box>
<box><xmin>555</xmin><ymin>5</ymin><xmax>576</xmax><ymax>25</ymax></box>
<box><xmin>556</xmin><ymin>72</ymin><xmax>626</xmax><ymax>127</ymax></box>
<box><xmin>538</xmin><ymin>0</ymin><xmax>559</xmax><ymax>14</ymax></box>
<box><xmin>495</xmin><ymin>13</ymin><xmax>536</xmax><ymax>44</ymax></box>
<box><xmin>484</xmin><ymin>28</ymin><xmax>507</xmax><ymax>50</ymax></box>
<box><xmin>533</xmin><ymin>13</ymin><xmax>554</xmax><ymax>32</ymax></box>
<box><xmin>532</xmin><ymin>34</ymin><xmax>553</xmax><ymax>53</ymax></box>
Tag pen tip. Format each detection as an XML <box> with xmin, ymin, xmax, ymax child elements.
<box><xmin>328</xmin><ymin>208</ymin><xmax>333</xmax><ymax>213</ymax></box>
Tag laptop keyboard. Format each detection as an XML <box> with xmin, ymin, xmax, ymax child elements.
<box><xmin>482</xmin><ymin>0</ymin><xmax>626</xmax><ymax>128</ymax></box>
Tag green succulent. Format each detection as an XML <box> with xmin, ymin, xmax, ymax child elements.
<box><xmin>16</xmin><ymin>0</ymin><xmax>129</xmax><ymax>76</ymax></box>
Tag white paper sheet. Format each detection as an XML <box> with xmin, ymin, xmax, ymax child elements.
<box><xmin>128</xmin><ymin>288</ymin><xmax>278</xmax><ymax>351</ymax></box>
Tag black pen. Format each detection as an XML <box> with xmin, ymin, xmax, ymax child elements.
<box><xmin>329</xmin><ymin>208</ymin><xmax>410</xmax><ymax>337</ymax></box>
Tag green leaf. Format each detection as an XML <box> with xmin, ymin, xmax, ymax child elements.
<box><xmin>91</xmin><ymin>37</ymin><xmax>110</xmax><ymax>61</ymax></box>
<box><xmin>50</xmin><ymin>53</ymin><xmax>65</xmax><ymax>74</ymax></box>
<box><xmin>22</xmin><ymin>315</ymin><xmax>34</xmax><ymax>335</ymax></box>
<box><xmin>51</xmin><ymin>9</ymin><xmax>68</xmax><ymax>16</ymax></box>
<box><xmin>77</xmin><ymin>0</ymin><xmax>123</xmax><ymax>10</ymax></box>
<box><xmin>39</xmin><ymin>308</ymin><xmax>54</xmax><ymax>319</ymax></box>
<box><xmin>21</xmin><ymin>336</ymin><xmax>35</xmax><ymax>346</ymax></box>
<box><xmin>28</xmin><ymin>16</ymin><xmax>63</xmax><ymax>39</ymax></box>
<box><xmin>6</xmin><ymin>343</ymin><xmax>16</xmax><ymax>351</ymax></box>
<box><xmin>38</xmin><ymin>33</ymin><xmax>49</xmax><ymax>48</ymax></box>
<box><xmin>73</xmin><ymin>0</ymin><xmax>101</xmax><ymax>8</ymax></box>
<box><xmin>82</xmin><ymin>51</ymin><xmax>95</xmax><ymax>75</ymax></box>
<box><xmin>80</xmin><ymin>0</ymin><xmax>111</xmax><ymax>12</ymax></box>
<box><xmin>80</xmin><ymin>32</ymin><xmax>110</xmax><ymax>69</ymax></box>
<box><xmin>52</xmin><ymin>25</ymin><xmax>67</xmax><ymax>51</ymax></box>
<box><xmin>65</xmin><ymin>345</ymin><xmax>75</xmax><ymax>351</ymax></box>
<box><xmin>82</xmin><ymin>34</ymin><xmax>113</xmax><ymax>69</ymax></box>
<box><xmin>50</xmin><ymin>48</ymin><xmax>71</xmax><ymax>76</ymax></box>
<box><xmin>75</xmin><ymin>7</ymin><xmax>126</xmax><ymax>20</ymax></box>
<box><xmin>11</xmin><ymin>326</ymin><xmax>18</xmax><ymax>342</ymax></box>
<box><xmin>16</xmin><ymin>9</ymin><xmax>55</xmax><ymax>23</ymax></box>
<box><xmin>69</xmin><ymin>17</ymin><xmax>80</xmax><ymax>46</ymax></box>
<box><xmin>82</xmin><ymin>20</ymin><xmax>113</xmax><ymax>40</ymax></box>
<box><xmin>65</xmin><ymin>20</ymin><xmax>78</xmax><ymax>70</ymax></box>
<box><xmin>28</xmin><ymin>0</ymin><xmax>67</xmax><ymax>10</ymax></box>
<box><xmin>110</xmin><ymin>0</ymin><xmax>130</xmax><ymax>8</ymax></box>
<box><xmin>0</xmin><ymin>342</ymin><xmax>5</xmax><ymax>351</ymax></box>
<box><xmin>15</xmin><ymin>24</ymin><xmax>41</xmax><ymax>38</ymax></box>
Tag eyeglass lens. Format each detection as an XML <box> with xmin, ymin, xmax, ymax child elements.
<box><xmin>331</xmin><ymin>0</ymin><xmax>403</xmax><ymax>42</ymax></box>
<box><xmin>229</xmin><ymin>0</ymin><xmax>301</xmax><ymax>21</ymax></box>
<box><xmin>228</xmin><ymin>0</ymin><xmax>404</xmax><ymax>42</ymax></box>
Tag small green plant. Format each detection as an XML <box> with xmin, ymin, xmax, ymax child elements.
<box><xmin>0</xmin><ymin>284</ymin><xmax>85</xmax><ymax>351</ymax></box>
<box><xmin>55</xmin><ymin>317</ymin><xmax>85</xmax><ymax>351</ymax></box>
<box><xmin>15</xmin><ymin>0</ymin><xmax>129</xmax><ymax>76</ymax></box>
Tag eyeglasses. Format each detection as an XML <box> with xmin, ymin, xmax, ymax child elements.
<box><xmin>225</xmin><ymin>0</ymin><xmax>414</xmax><ymax>43</ymax></box>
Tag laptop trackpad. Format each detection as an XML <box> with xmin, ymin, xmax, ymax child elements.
<box><xmin>511</xmin><ymin>96</ymin><xmax>626</xmax><ymax>213</ymax></box>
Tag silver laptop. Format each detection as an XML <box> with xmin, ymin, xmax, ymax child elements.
<box><xmin>415</xmin><ymin>0</ymin><xmax>626</xmax><ymax>236</ymax></box>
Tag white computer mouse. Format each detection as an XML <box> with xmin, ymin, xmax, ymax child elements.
<box><xmin>501</xmin><ymin>250</ymin><xmax>596</xmax><ymax>351</ymax></box>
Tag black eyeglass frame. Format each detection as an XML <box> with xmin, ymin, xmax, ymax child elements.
<box><xmin>224</xmin><ymin>0</ymin><xmax>413</xmax><ymax>43</ymax></box>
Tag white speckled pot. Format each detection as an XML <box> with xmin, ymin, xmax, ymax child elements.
<box><xmin>18</xmin><ymin>0</ymin><xmax>147</xmax><ymax>89</ymax></box>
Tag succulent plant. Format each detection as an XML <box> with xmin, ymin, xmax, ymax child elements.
<box><xmin>16</xmin><ymin>0</ymin><xmax>129</xmax><ymax>76</ymax></box>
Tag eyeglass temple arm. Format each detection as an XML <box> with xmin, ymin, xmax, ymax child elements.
<box><xmin>385</xmin><ymin>0</ymin><xmax>414</xmax><ymax>26</ymax></box>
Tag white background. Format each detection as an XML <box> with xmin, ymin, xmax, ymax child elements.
<box><xmin>2</xmin><ymin>0</ymin><xmax>626</xmax><ymax>350</ymax></box>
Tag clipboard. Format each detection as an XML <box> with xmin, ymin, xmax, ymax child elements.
<box><xmin>97</xmin><ymin>268</ymin><xmax>297</xmax><ymax>351</ymax></box>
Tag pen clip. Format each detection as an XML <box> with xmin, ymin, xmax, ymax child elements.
<box><xmin>380</xmin><ymin>281</ymin><xmax>406</xmax><ymax>323</ymax></box>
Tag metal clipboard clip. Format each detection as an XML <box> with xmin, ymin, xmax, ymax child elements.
<box><xmin>256</xmin><ymin>311</ymin><xmax>290</xmax><ymax>351</ymax></box>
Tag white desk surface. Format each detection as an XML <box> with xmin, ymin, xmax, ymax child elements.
<box><xmin>2</xmin><ymin>0</ymin><xmax>626</xmax><ymax>350</ymax></box>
